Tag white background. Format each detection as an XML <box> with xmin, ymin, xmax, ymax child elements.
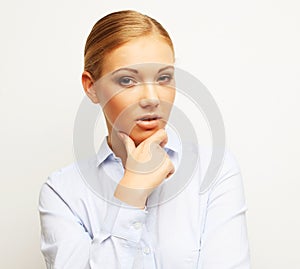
<box><xmin>1</xmin><ymin>0</ymin><xmax>299</xmax><ymax>268</ymax></box>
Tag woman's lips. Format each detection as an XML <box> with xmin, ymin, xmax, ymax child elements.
<box><xmin>135</xmin><ymin>115</ymin><xmax>162</xmax><ymax>130</ymax></box>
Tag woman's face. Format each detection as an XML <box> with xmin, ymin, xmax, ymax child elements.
<box><xmin>95</xmin><ymin>34</ymin><xmax>175</xmax><ymax>145</ymax></box>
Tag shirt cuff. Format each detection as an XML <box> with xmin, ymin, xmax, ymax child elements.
<box><xmin>101</xmin><ymin>201</ymin><xmax>148</xmax><ymax>243</ymax></box>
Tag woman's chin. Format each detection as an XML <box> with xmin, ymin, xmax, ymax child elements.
<box><xmin>130</xmin><ymin>128</ymin><xmax>160</xmax><ymax>146</ymax></box>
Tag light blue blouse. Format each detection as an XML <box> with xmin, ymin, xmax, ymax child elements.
<box><xmin>39</xmin><ymin>129</ymin><xmax>250</xmax><ymax>268</ymax></box>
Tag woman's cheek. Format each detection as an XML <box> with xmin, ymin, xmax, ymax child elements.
<box><xmin>104</xmin><ymin>103</ymin><xmax>133</xmax><ymax>130</ymax></box>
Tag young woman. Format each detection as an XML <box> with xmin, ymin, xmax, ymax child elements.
<box><xmin>39</xmin><ymin>10</ymin><xmax>250</xmax><ymax>268</ymax></box>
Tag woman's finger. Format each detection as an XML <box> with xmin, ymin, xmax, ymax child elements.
<box><xmin>143</xmin><ymin>129</ymin><xmax>168</xmax><ymax>148</ymax></box>
<box><xmin>118</xmin><ymin>132</ymin><xmax>136</xmax><ymax>154</ymax></box>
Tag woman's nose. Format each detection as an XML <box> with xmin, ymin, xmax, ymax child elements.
<box><xmin>139</xmin><ymin>83</ymin><xmax>160</xmax><ymax>108</ymax></box>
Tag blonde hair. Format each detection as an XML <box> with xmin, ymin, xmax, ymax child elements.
<box><xmin>84</xmin><ymin>10</ymin><xmax>174</xmax><ymax>80</ymax></box>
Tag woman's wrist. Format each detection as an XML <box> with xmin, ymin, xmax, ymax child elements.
<box><xmin>114</xmin><ymin>174</ymin><xmax>149</xmax><ymax>209</ymax></box>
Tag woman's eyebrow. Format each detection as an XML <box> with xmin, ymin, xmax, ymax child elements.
<box><xmin>158</xmin><ymin>65</ymin><xmax>174</xmax><ymax>73</ymax></box>
<box><xmin>111</xmin><ymin>68</ymin><xmax>138</xmax><ymax>75</ymax></box>
<box><xmin>111</xmin><ymin>65</ymin><xmax>174</xmax><ymax>76</ymax></box>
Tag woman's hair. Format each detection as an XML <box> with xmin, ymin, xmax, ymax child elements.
<box><xmin>84</xmin><ymin>10</ymin><xmax>174</xmax><ymax>80</ymax></box>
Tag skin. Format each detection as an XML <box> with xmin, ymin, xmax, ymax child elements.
<box><xmin>82</xmin><ymin>34</ymin><xmax>176</xmax><ymax>208</ymax></box>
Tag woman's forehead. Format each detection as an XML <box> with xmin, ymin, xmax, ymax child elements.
<box><xmin>100</xmin><ymin>35</ymin><xmax>174</xmax><ymax>76</ymax></box>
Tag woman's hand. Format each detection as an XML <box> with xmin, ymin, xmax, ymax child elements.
<box><xmin>114</xmin><ymin>129</ymin><xmax>175</xmax><ymax>209</ymax></box>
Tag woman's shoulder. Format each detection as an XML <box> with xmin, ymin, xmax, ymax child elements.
<box><xmin>195</xmin><ymin>144</ymin><xmax>242</xmax><ymax>193</ymax></box>
<box><xmin>41</xmin><ymin>157</ymin><xmax>98</xmax><ymax>197</ymax></box>
<box><xmin>197</xmin><ymin>145</ymin><xmax>241</xmax><ymax>173</ymax></box>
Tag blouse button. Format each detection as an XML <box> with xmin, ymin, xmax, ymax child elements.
<box><xmin>143</xmin><ymin>246</ymin><xmax>151</xmax><ymax>255</ymax></box>
<box><xmin>132</xmin><ymin>221</ymin><xmax>142</xmax><ymax>230</ymax></box>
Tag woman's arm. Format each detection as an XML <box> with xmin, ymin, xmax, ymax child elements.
<box><xmin>197</xmin><ymin>150</ymin><xmax>251</xmax><ymax>268</ymax></box>
<box><xmin>39</xmin><ymin>129</ymin><xmax>173</xmax><ymax>269</ymax></box>
<box><xmin>39</xmin><ymin>182</ymin><xmax>147</xmax><ymax>269</ymax></box>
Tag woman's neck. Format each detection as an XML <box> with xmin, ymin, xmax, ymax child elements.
<box><xmin>107</xmin><ymin>129</ymin><xmax>127</xmax><ymax>167</ymax></box>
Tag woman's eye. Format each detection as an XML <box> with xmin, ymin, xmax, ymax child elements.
<box><xmin>157</xmin><ymin>74</ymin><xmax>173</xmax><ymax>84</ymax></box>
<box><xmin>118</xmin><ymin>77</ymin><xmax>137</xmax><ymax>87</ymax></box>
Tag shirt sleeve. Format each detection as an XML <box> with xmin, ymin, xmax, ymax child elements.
<box><xmin>38</xmin><ymin>182</ymin><xmax>148</xmax><ymax>269</ymax></box>
<box><xmin>197</xmin><ymin>150</ymin><xmax>251</xmax><ymax>269</ymax></box>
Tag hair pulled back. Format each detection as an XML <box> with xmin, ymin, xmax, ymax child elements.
<box><xmin>84</xmin><ymin>10</ymin><xmax>174</xmax><ymax>80</ymax></box>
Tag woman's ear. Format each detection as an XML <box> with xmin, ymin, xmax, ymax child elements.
<box><xmin>82</xmin><ymin>71</ymin><xmax>99</xmax><ymax>104</ymax></box>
